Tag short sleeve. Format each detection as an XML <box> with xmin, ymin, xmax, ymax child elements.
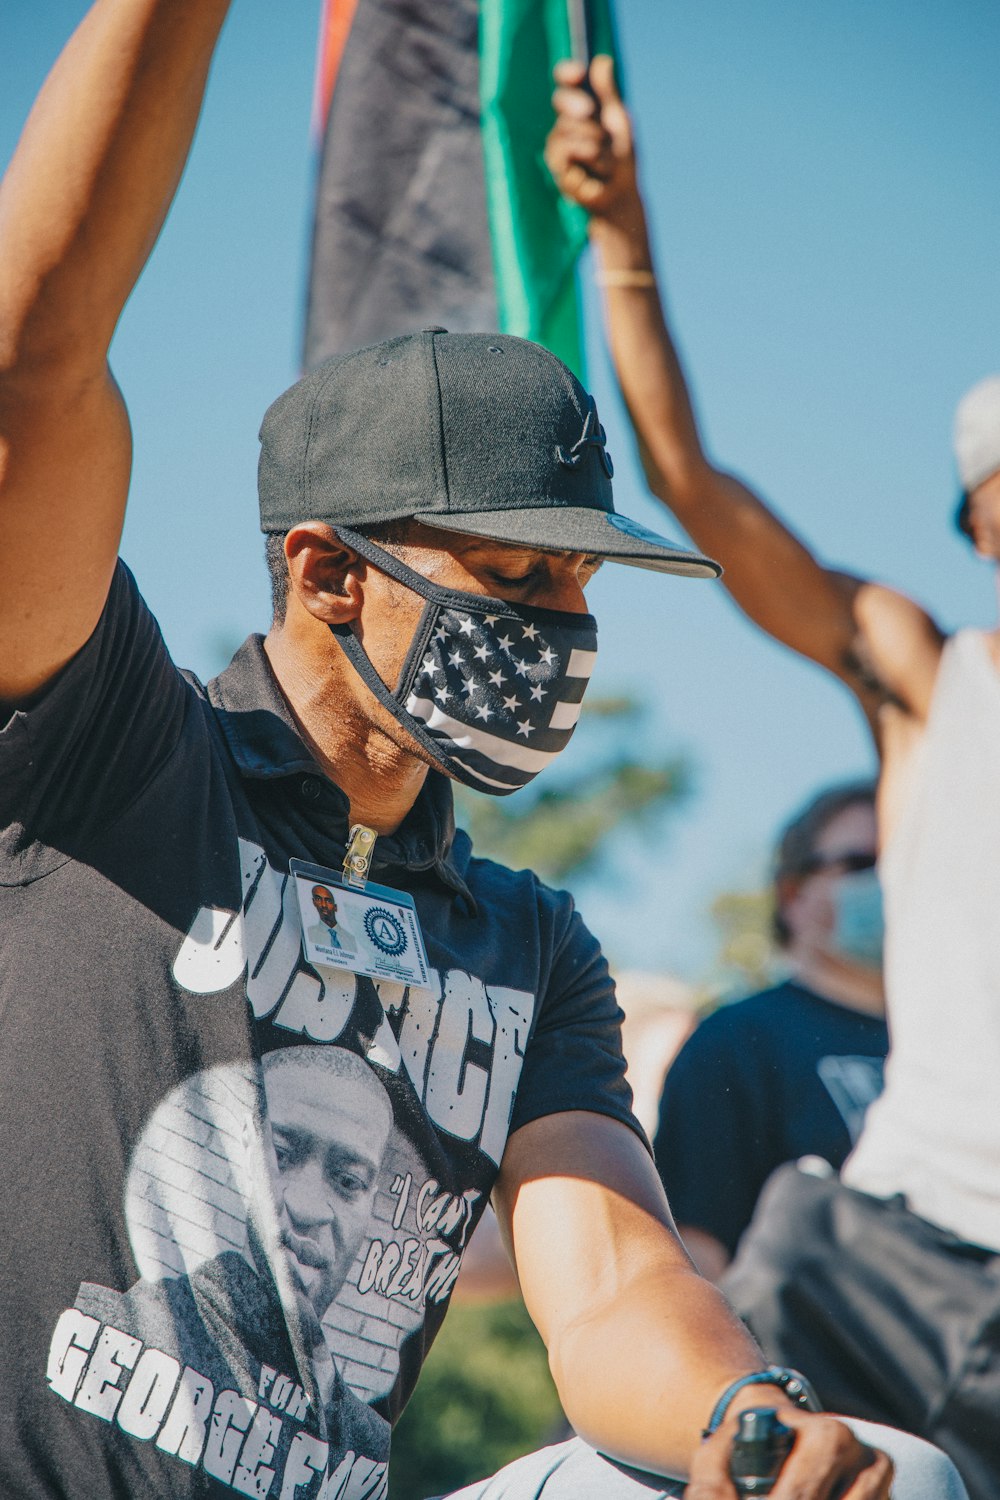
<box><xmin>509</xmin><ymin>897</ymin><xmax>647</xmax><ymax>1149</ymax></box>
<box><xmin>653</xmin><ymin>1011</ymin><xmax>771</xmax><ymax>1256</ymax></box>
<box><xmin>0</xmin><ymin>561</ymin><xmax>190</xmax><ymax>883</ymax></box>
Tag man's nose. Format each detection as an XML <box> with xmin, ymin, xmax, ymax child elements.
<box><xmin>543</xmin><ymin>554</ymin><xmax>591</xmax><ymax>613</ymax></box>
<box><xmin>282</xmin><ymin>1162</ymin><xmax>338</xmax><ymax>1228</ymax></box>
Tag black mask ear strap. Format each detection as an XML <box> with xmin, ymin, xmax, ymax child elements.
<box><xmin>327</xmin><ymin>620</ymin><xmax>509</xmax><ymax>795</ymax></box>
<box><xmin>334</xmin><ymin>527</ymin><xmax>512</xmax><ymax>616</ymax></box>
<box><xmin>334</xmin><ymin>526</ymin><xmax>598</xmax><ymax>633</ymax></box>
<box><xmin>328</xmin><ymin>527</ymin><xmax>485</xmax><ymax>783</ymax></box>
<box><xmin>329</xmin><ymin>526</ymin><xmax>444</xmax><ymax>709</ymax></box>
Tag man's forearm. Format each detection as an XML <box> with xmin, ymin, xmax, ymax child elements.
<box><xmin>550</xmin><ymin>1256</ymin><xmax>789</xmax><ymax>1478</ymax></box>
<box><xmin>589</xmin><ymin>205</ymin><xmax>710</xmax><ymax>502</ymax></box>
<box><xmin>0</xmin><ymin>0</ymin><xmax>232</xmax><ymax>375</ymax></box>
<box><xmin>588</xmin><ymin>196</ymin><xmax>867</xmax><ymax>676</ymax></box>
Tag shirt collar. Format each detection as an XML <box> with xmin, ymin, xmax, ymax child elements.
<box><xmin>205</xmin><ymin>634</ymin><xmax>470</xmax><ymax>898</ymax></box>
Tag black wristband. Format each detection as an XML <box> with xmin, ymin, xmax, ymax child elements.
<box><xmin>703</xmin><ymin>1367</ymin><xmax>821</xmax><ymax>1438</ymax></box>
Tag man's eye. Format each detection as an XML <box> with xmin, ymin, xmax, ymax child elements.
<box><xmin>333</xmin><ymin>1170</ymin><xmax>369</xmax><ymax>1200</ymax></box>
<box><xmin>487</xmin><ymin>569</ymin><xmax>538</xmax><ymax>590</ymax></box>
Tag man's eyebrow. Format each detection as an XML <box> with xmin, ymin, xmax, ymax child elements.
<box><xmin>271</xmin><ymin>1122</ymin><xmax>376</xmax><ymax>1170</ymax></box>
<box><xmin>325</xmin><ymin>1141</ymin><xmax>378</xmax><ymax>1174</ymax></box>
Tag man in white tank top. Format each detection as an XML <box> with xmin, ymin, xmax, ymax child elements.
<box><xmin>548</xmin><ymin>61</ymin><xmax>1000</xmax><ymax>1500</ymax></box>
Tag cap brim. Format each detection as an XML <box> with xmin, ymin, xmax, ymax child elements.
<box><xmin>411</xmin><ymin>505</ymin><xmax>722</xmax><ymax>579</ymax></box>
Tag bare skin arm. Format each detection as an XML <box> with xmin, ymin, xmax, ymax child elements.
<box><xmin>544</xmin><ymin>59</ymin><xmax>945</xmax><ymax>743</ymax></box>
<box><xmin>495</xmin><ymin>1111</ymin><xmax>892</xmax><ymax>1494</ymax></box>
<box><xmin>0</xmin><ymin>0</ymin><xmax>232</xmax><ymax>705</ymax></box>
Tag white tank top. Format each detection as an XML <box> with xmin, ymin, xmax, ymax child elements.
<box><xmin>843</xmin><ymin>630</ymin><xmax>1000</xmax><ymax>1250</ymax></box>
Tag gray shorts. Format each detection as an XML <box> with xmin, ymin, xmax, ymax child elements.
<box><xmin>439</xmin><ymin>1423</ymin><xmax>966</xmax><ymax>1499</ymax></box>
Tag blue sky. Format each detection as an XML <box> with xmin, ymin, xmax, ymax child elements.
<box><xmin>4</xmin><ymin>1</ymin><xmax>999</xmax><ymax>980</ymax></box>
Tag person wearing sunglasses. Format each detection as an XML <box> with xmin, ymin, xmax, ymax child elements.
<box><xmin>654</xmin><ymin>781</ymin><xmax>888</xmax><ymax>1283</ymax></box>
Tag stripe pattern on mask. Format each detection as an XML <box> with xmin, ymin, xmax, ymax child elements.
<box><xmin>402</xmin><ymin>606</ymin><xmax>597</xmax><ymax>790</ymax></box>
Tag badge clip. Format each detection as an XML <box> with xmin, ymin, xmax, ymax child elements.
<box><xmin>343</xmin><ymin>823</ymin><xmax>377</xmax><ymax>890</ymax></box>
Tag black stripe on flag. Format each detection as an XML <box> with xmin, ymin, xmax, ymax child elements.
<box><xmin>304</xmin><ymin>0</ymin><xmax>496</xmax><ymax>370</ymax></box>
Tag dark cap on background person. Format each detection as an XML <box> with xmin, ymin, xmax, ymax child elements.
<box><xmin>258</xmin><ymin>329</ymin><xmax>720</xmax><ymax>579</ymax></box>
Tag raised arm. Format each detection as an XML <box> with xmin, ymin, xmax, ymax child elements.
<box><xmin>0</xmin><ymin>0</ymin><xmax>232</xmax><ymax>704</ymax></box>
<box><xmin>545</xmin><ymin>59</ymin><xmax>944</xmax><ymax>738</ymax></box>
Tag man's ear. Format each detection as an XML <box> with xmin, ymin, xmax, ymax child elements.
<box><xmin>284</xmin><ymin>523</ymin><xmax>365</xmax><ymax>623</ymax></box>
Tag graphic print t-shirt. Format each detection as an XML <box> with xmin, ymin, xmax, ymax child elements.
<box><xmin>0</xmin><ymin>564</ymin><xmax>639</xmax><ymax>1500</ymax></box>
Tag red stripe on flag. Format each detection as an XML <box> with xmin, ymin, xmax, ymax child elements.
<box><xmin>312</xmin><ymin>0</ymin><xmax>361</xmax><ymax>136</ymax></box>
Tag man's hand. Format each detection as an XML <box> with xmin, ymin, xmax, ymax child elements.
<box><xmin>690</xmin><ymin>1408</ymin><xmax>894</xmax><ymax>1499</ymax></box>
<box><xmin>545</xmin><ymin>56</ymin><xmax>639</xmax><ymax>223</ymax></box>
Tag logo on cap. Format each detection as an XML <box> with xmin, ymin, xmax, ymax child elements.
<box><xmin>556</xmin><ymin>398</ymin><xmax>614</xmax><ymax>478</ymax></box>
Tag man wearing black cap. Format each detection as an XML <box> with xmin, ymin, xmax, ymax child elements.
<box><xmin>0</xmin><ymin>5</ymin><xmax>958</xmax><ymax>1499</ymax></box>
<box><xmin>547</xmin><ymin>54</ymin><xmax>999</xmax><ymax>1500</ymax></box>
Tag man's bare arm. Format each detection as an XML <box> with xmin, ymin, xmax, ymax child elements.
<box><xmin>545</xmin><ymin>58</ymin><xmax>944</xmax><ymax>733</ymax></box>
<box><xmin>0</xmin><ymin>0</ymin><xmax>232</xmax><ymax>703</ymax></box>
<box><xmin>495</xmin><ymin>1111</ymin><xmax>892</xmax><ymax>1494</ymax></box>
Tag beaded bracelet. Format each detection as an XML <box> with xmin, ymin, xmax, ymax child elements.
<box><xmin>703</xmin><ymin>1367</ymin><xmax>821</xmax><ymax>1438</ymax></box>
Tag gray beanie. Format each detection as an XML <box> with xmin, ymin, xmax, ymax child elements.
<box><xmin>954</xmin><ymin>375</ymin><xmax>1000</xmax><ymax>492</ymax></box>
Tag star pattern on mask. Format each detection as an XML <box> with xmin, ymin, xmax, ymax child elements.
<box><xmin>409</xmin><ymin>607</ymin><xmax>574</xmax><ymax>740</ymax></box>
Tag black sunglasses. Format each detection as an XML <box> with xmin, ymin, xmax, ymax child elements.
<box><xmin>798</xmin><ymin>850</ymin><xmax>877</xmax><ymax>877</ymax></box>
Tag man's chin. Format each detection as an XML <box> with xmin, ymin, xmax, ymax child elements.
<box><xmin>289</xmin><ymin>1281</ymin><xmax>327</xmax><ymax>1347</ymax></box>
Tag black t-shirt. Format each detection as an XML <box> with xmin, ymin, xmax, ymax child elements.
<box><xmin>653</xmin><ymin>982</ymin><xmax>887</xmax><ymax>1258</ymax></box>
<box><xmin>0</xmin><ymin>563</ymin><xmax>640</xmax><ymax>1500</ymax></box>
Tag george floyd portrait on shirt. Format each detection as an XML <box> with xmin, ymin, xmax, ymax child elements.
<box><xmin>66</xmin><ymin>1046</ymin><xmax>466</xmax><ymax>1492</ymax></box>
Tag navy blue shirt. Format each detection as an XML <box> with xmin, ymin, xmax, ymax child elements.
<box><xmin>0</xmin><ymin>563</ymin><xmax>640</xmax><ymax>1500</ymax></box>
<box><xmin>653</xmin><ymin>982</ymin><xmax>887</xmax><ymax>1258</ymax></box>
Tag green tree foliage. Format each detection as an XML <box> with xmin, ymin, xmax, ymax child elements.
<box><xmin>709</xmin><ymin>885</ymin><xmax>778</xmax><ymax>993</ymax></box>
<box><xmin>387</xmin><ymin>1302</ymin><xmax>562</xmax><ymax>1500</ymax></box>
<box><xmin>454</xmin><ymin>695</ymin><xmax>690</xmax><ymax>882</ymax></box>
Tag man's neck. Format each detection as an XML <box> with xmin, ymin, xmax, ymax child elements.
<box><xmin>263</xmin><ymin>627</ymin><xmax>429</xmax><ymax>836</ymax></box>
<box><xmin>786</xmin><ymin>949</ymin><xmax>886</xmax><ymax>1018</ymax></box>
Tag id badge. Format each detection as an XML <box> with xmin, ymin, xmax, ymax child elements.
<box><xmin>290</xmin><ymin>859</ymin><xmax>430</xmax><ymax>988</ymax></box>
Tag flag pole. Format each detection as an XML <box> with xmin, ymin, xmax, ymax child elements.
<box><xmin>567</xmin><ymin>0</ymin><xmax>593</xmax><ymax>71</ymax></box>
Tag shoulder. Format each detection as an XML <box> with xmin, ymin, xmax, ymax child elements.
<box><xmin>463</xmin><ymin>846</ymin><xmax>583</xmax><ymax>951</ymax></box>
<box><xmin>687</xmin><ymin>984</ymin><xmax>794</xmax><ymax>1042</ymax></box>
<box><xmin>0</xmin><ymin>560</ymin><xmax>196</xmax><ymax>869</ymax></box>
<box><xmin>850</xmin><ymin>579</ymin><xmax>946</xmax><ymax>725</ymax></box>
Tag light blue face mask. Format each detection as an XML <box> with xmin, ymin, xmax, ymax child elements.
<box><xmin>831</xmin><ymin>868</ymin><xmax>885</xmax><ymax>969</ymax></box>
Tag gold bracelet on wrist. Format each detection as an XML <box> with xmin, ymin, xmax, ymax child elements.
<box><xmin>594</xmin><ymin>268</ymin><xmax>657</xmax><ymax>288</ymax></box>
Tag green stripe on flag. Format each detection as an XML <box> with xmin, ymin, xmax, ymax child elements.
<box><xmin>479</xmin><ymin>0</ymin><xmax>618</xmax><ymax>378</ymax></box>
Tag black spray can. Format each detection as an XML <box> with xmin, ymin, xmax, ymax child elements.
<box><xmin>729</xmin><ymin>1407</ymin><xmax>795</xmax><ymax>1495</ymax></box>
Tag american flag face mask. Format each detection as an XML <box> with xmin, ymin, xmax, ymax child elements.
<box><xmin>329</xmin><ymin>530</ymin><xmax>598</xmax><ymax>795</ymax></box>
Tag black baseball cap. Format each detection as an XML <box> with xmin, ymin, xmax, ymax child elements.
<box><xmin>258</xmin><ymin>329</ymin><xmax>720</xmax><ymax>578</ymax></box>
